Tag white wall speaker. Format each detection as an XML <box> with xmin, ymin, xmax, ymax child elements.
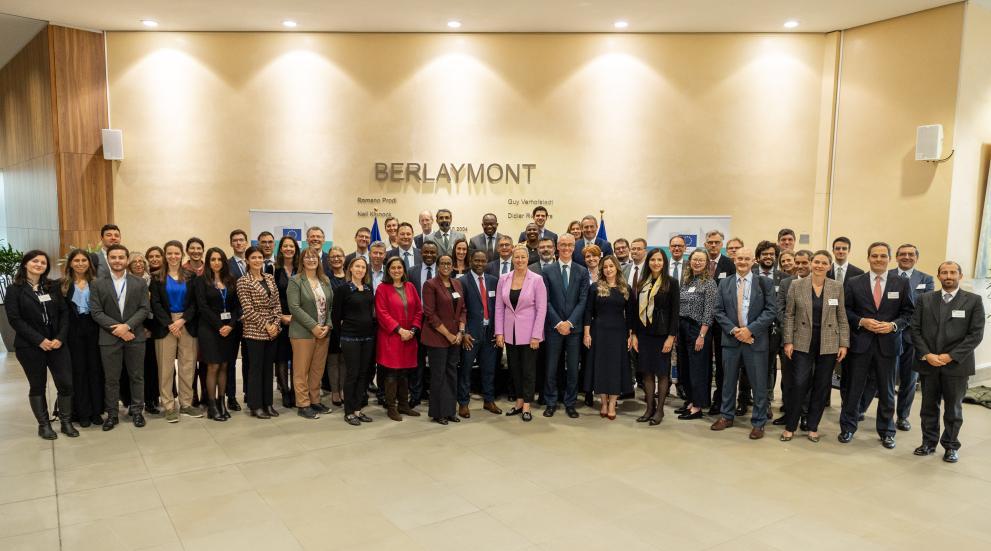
<box><xmin>102</xmin><ymin>129</ymin><xmax>124</xmax><ymax>160</ymax></box>
<box><xmin>915</xmin><ymin>124</ymin><xmax>943</xmax><ymax>161</ymax></box>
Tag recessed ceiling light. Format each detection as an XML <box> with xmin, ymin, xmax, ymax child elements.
<box><xmin>140</xmin><ymin>19</ymin><xmax>158</xmax><ymax>28</ymax></box>
<box><xmin>447</xmin><ymin>20</ymin><xmax>462</xmax><ymax>29</ymax></box>
<box><xmin>614</xmin><ymin>20</ymin><xmax>629</xmax><ymax>29</ymax></box>
<box><xmin>282</xmin><ymin>20</ymin><xmax>298</xmax><ymax>28</ymax></box>
<box><xmin>783</xmin><ymin>20</ymin><xmax>799</xmax><ymax>29</ymax></box>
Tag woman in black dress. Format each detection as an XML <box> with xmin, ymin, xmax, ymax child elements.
<box><xmin>142</xmin><ymin>246</ymin><xmax>165</xmax><ymax>413</ymax></box>
<box><xmin>273</xmin><ymin>235</ymin><xmax>299</xmax><ymax>407</ymax></box>
<box><xmin>194</xmin><ymin>247</ymin><xmax>240</xmax><ymax>421</ymax></box>
<box><xmin>60</xmin><ymin>249</ymin><xmax>104</xmax><ymax>427</ymax></box>
<box><xmin>633</xmin><ymin>249</ymin><xmax>679</xmax><ymax>425</ymax></box>
<box><xmin>583</xmin><ymin>255</ymin><xmax>636</xmax><ymax>420</ymax></box>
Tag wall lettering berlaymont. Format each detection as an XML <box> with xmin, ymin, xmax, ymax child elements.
<box><xmin>374</xmin><ymin>162</ymin><xmax>537</xmax><ymax>185</ymax></box>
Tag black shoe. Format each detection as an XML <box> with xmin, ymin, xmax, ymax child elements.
<box><xmin>447</xmin><ymin>415</ymin><xmax>461</xmax><ymax>423</ymax></box>
<box><xmin>432</xmin><ymin>417</ymin><xmax>449</xmax><ymax>425</ymax></box>
<box><xmin>521</xmin><ymin>411</ymin><xmax>533</xmax><ymax>422</ymax></box>
<box><xmin>90</xmin><ymin>414</ymin><xmax>104</xmax><ymax>426</ymax></box>
<box><xmin>59</xmin><ymin>419</ymin><xmax>79</xmax><ymax>437</ymax></box>
<box><xmin>674</xmin><ymin>404</ymin><xmax>690</xmax><ymax>415</ymax></box>
<box><xmin>227</xmin><ymin>397</ymin><xmax>242</xmax><ymax>411</ymax></box>
<box><xmin>38</xmin><ymin>422</ymin><xmax>57</xmax><ymax>440</ymax></box>
<box><xmin>332</xmin><ymin>400</ymin><xmax>344</xmax><ymax>407</ymax></box>
<box><xmin>896</xmin><ymin>419</ymin><xmax>911</xmax><ymax>431</ymax></box>
<box><xmin>345</xmin><ymin>414</ymin><xmax>362</xmax><ymax>426</ymax></box>
<box><xmin>799</xmin><ymin>416</ymin><xmax>809</xmax><ymax>432</ymax></box>
<box><xmin>771</xmin><ymin>416</ymin><xmax>787</xmax><ymax>426</ymax></box>
<box><xmin>881</xmin><ymin>436</ymin><xmax>896</xmax><ymax>449</ymax></box>
<box><xmin>505</xmin><ymin>407</ymin><xmax>523</xmax><ymax>416</ymax></box>
<box><xmin>356</xmin><ymin>412</ymin><xmax>373</xmax><ymax>423</ymax></box>
<box><xmin>78</xmin><ymin>418</ymin><xmax>92</xmax><ymax>428</ymax></box>
<box><xmin>858</xmin><ymin>414</ymin><xmax>865</xmax><ymax>422</ymax></box>
<box><xmin>408</xmin><ymin>400</ymin><xmax>421</xmax><ymax>409</ymax></box>
<box><xmin>537</xmin><ymin>396</ymin><xmax>547</xmax><ymax>406</ymax></box>
<box><xmin>565</xmin><ymin>407</ymin><xmax>579</xmax><ymax>419</ymax></box>
<box><xmin>837</xmin><ymin>432</ymin><xmax>853</xmax><ymax>443</ymax></box>
<box><xmin>543</xmin><ymin>406</ymin><xmax>556</xmax><ymax>417</ymax></box>
<box><xmin>367</xmin><ymin>383</ymin><xmax>379</xmax><ymax>393</ymax></box>
<box><xmin>678</xmin><ymin>410</ymin><xmax>703</xmax><ymax>420</ymax></box>
<box><xmin>145</xmin><ymin>404</ymin><xmax>161</xmax><ymax>415</ymax></box>
<box><xmin>102</xmin><ymin>415</ymin><xmax>119</xmax><ymax>431</ymax></box>
<box><xmin>250</xmin><ymin>408</ymin><xmax>271</xmax><ymax>419</ymax></box>
<box><xmin>943</xmin><ymin>449</ymin><xmax>959</xmax><ymax>463</ymax></box>
<box><xmin>584</xmin><ymin>394</ymin><xmax>594</xmax><ymax>408</ymax></box>
<box><xmin>298</xmin><ymin>407</ymin><xmax>319</xmax><ymax>419</ymax></box>
<box><xmin>913</xmin><ymin>443</ymin><xmax>936</xmax><ymax>456</ymax></box>
<box><xmin>265</xmin><ymin>405</ymin><xmax>280</xmax><ymax>417</ymax></box>
<box><xmin>313</xmin><ymin>403</ymin><xmax>331</xmax><ymax>414</ymax></box>
<box><xmin>636</xmin><ymin>411</ymin><xmax>652</xmax><ymax>423</ymax></box>
<box><xmin>132</xmin><ymin>412</ymin><xmax>146</xmax><ymax>427</ymax></box>
<box><xmin>707</xmin><ymin>405</ymin><xmax>721</xmax><ymax>416</ymax></box>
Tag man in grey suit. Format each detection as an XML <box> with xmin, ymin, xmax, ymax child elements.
<box><xmin>541</xmin><ymin>234</ymin><xmax>589</xmax><ymax>418</ymax></box>
<box><xmin>910</xmin><ymin>261</ymin><xmax>985</xmax><ymax>463</ymax></box>
<box><xmin>88</xmin><ymin>244</ymin><xmax>151</xmax><ymax>430</ymax></box>
<box><xmin>710</xmin><ymin>247</ymin><xmax>777</xmax><ymax>439</ymax></box>
<box><xmin>468</xmin><ymin>213</ymin><xmax>502</xmax><ymax>262</ymax></box>
<box><xmin>89</xmin><ymin>223</ymin><xmax>121</xmax><ymax>279</ymax></box>
<box><xmin>426</xmin><ymin>208</ymin><xmax>466</xmax><ymax>257</ymax></box>
<box><xmin>386</xmin><ymin>222</ymin><xmax>422</xmax><ymax>269</ymax></box>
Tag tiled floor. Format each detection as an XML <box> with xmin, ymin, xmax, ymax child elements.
<box><xmin>3</xmin><ymin>351</ymin><xmax>991</xmax><ymax>551</ymax></box>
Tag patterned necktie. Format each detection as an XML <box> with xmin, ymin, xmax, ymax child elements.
<box><xmin>426</xmin><ymin>266</ymin><xmax>432</xmax><ymax>283</ymax></box>
<box><xmin>943</xmin><ymin>292</ymin><xmax>952</xmax><ymax>304</ymax></box>
<box><xmin>443</xmin><ymin>234</ymin><xmax>449</xmax><ymax>252</ymax></box>
<box><xmin>562</xmin><ymin>264</ymin><xmax>569</xmax><ymax>291</ymax></box>
<box><xmin>900</xmin><ymin>272</ymin><xmax>908</xmax><ymax>279</ymax></box>
<box><xmin>502</xmin><ymin>261</ymin><xmax>509</xmax><ymax>274</ymax></box>
<box><xmin>836</xmin><ymin>266</ymin><xmax>845</xmax><ymax>282</ymax></box>
<box><xmin>673</xmin><ymin>261</ymin><xmax>681</xmax><ymax>284</ymax></box>
<box><xmin>403</xmin><ymin>252</ymin><xmax>411</xmax><ymax>267</ymax></box>
<box><xmin>873</xmin><ymin>275</ymin><xmax>883</xmax><ymax>309</ymax></box>
<box><xmin>736</xmin><ymin>277</ymin><xmax>746</xmax><ymax>327</ymax></box>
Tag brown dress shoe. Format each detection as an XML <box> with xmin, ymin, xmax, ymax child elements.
<box><xmin>710</xmin><ymin>417</ymin><xmax>735</xmax><ymax>431</ymax></box>
<box><xmin>483</xmin><ymin>402</ymin><xmax>503</xmax><ymax>415</ymax></box>
<box><xmin>458</xmin><ymin>405</ymin><xmax>471</xmax><ymax>418</ymax></box>
<box><xmin>749</xmin><ymin>426</ymin><xmax>765</xmax><ymax>440</ymax></box>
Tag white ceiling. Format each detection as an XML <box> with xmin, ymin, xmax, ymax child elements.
<box><xmin>0</xmin><ymin>13</ymin><xmax>45</xmax><ymax>68</ymax></box>
<box><xmin>0</xmin><ymin>0</ymin><xmax>962</xmax><ymax>33</ymax></box>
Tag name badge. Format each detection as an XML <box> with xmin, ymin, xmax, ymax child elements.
<box><xmin>38</xmin><ymin>294</ymin><xmax>52</xmax><ymax>302</ymax></box>
<box><xmin>887</xmin><ymin>292</ymin><xmax>899</xmax><ymax>299</ymax></box>
<box><xmin>774</xmin><ymin>286</ymin><xmax>780</xmax><ymax>293</ymax></box>
<box><xmin>828</xmin><ymin>298</ymin><xmax>839</xmax><ymax>306</ymax></box>
<box><xmin>482</xmin><ymin>319</ymin><xmax>490</xmax><ymax>326</ymax></box>
<box><xmin>916</xmin><ymin>284</ymin><xmax>927</xmax><ymax>290</ymax></box>
<box><xmin>488</xmin><ymin>290</ymin><xmax>496</xmax><ymax>298</ymax></box>
<box><xmin>687</xmin><ymin>287</ymin><xmax>696</xmax><ymax>293</ymax></box>
<box><xmin>718</xmin><ymin>272</ymin><xmax>727</xmax><ymax>279</ymax></box>
<box><xmin>148</xmin><ymin>312</ymin><xmax>154</xmax><ymax>319</ymax></box>
<box><xmin>220</xmin><ymin>312</ymin><xmax>232</xmax><ymax>320</ymax></box>
<box><xmin>452</xmin><ymin>292</ymin><xmax>461</xmax><ymax>299</ymax></box>
<box><xmin>952</xmin><ymin>310</ymin><xmax>966</xmax><ymax>318</ymax></box>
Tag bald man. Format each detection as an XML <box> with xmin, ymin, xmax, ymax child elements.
<box><xmin>414</xmin><ymin>210</ymin><xmax>434</xmax><ymax>249</ymax></box>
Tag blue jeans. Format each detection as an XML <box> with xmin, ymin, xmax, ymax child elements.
<box><xmin>459</xmin><ymin>327</ymin><xmax>498</xmax><ymax>404</ymax></box>
<box><xmin>719</xmin><ymin>343</ymin><xmax>769</xmax><ymax>427</ymax></box>
<box><xmin>543</xmin><ymin>331</ymin><xmax>581</xmax><ymax>408</ymax></box>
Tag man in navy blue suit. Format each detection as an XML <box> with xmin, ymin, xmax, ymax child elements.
<box><xmin>574</xmin><ymin>215</ymin><xmax>612</xmax><ymax>267</ymax></box>
<box><xmin>459</xmin><ymin>250</ymin><xmax>503</xmax><ymax>416</ymax></box>
<box><xmin>541</xmin><ymin>234</ymin><xmax>590</xmax><ymax>418</ymax></box>
<box><xmin>839</xmin><ymin>242</ymin><xmax>914</xmax><ymax>449</ymax></box>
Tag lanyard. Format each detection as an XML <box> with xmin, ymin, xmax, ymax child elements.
<box><xmin>114</xmin><ymin>277</ymin><xmax>127</xmax><ymax>302</ymax></box>
<box><xmin>219</xmin><ymin>287</ymin><xmax>228</xmax><ymax>312</ymax></box>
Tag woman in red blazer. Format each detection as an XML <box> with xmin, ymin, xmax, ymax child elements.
<box><xmin>421</xmin><ymin>255</ymin><xmax>467</xmax><ymax>425</ymax></box>
<box><xmin>375</xmin><ymin>257</ymin><xmax>424</xmax><ymax>421</ymax></box>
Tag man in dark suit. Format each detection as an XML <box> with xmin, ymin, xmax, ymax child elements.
<box><xmin>88</xmin><ymin>244</ymin><xmax>150</xmax><ymax>430</ymax></box>
<box><xmin>304</xmin><ymin>226</ymin><xmax>334</xmax><ymax>277</ymax></box>
<box><xmin>224</xmin><ymin>229</ymin><xmax>250</xmax><ymax>411</ymax></box>
<box><xmin>485</xmin><ymin>235</ymin><xmax>515</xmax><ymax>278</ymax></box>
<box><xmin>910</xmin><ymin>261</ymin><xmax>985</xmax><ymax>462</ymax></box>
<box><xmin>517</xmin><ymin>205</ymin><xmax>557</xmax><ymax>243</ymax></box>
<box><xmin>228</xmin><ymin>229</ymin><xmax>249</xmax><ymax>278</ymax></box>
<box><xmin>710</xmin><ymin>247</ymin><xmax>777</xmax><ymax>439</ymax></box>
<box><xmin>469</xmin><ymin>213</ymin><xmax>503</xmax><ymax>262</ymax></box>
<box><xmin>460</xmin><ymin>250</ymin><xmax>503</xmax><ymax>416</ymax></box>
<box><xmin>839</xmin><ymin>242</ymin><xmax>914</xmax><ymax>448</ymax></box>
<box><xmin>753</xmin><ymin>241</ymin><xmax>786</xmax><ymax>410</ymax></box>
<box><xmin>541</xmin><ymin>234</ymin><xmax>589</xmax><ymax>418</ymax></box>
<box><xmin>704</xmin><ymin>230</ymin><xmax>736</xmax><ymax>415</ymax></box>
<box><xmin>407</xmin><ymin>241</ymin><xmax>439</xmax><ymax>406</ymax></box>
<box><xmin>386</xmin><ymin>222</ymin><xmax>422</xmax><ymax>269</ymax></box>
<box><xmin>826</xmin><ymin>236</ymin><xmax>865</xmax><ymax>283</ymax></box>
<box><xmin>528</xmin><ymin>237</ymin><xmax>556</xmax><ymax>274</ymax></box>
<box><xmin>771</xmin><ymin>249</ymin><xmax>812</xmax><ymax>426</ymax></box>
<box><xmin>859</xmin><ymin>243</ymin><xmax>935</xmax><ymax>429</ymax></box>
<box><xmin>89</xmin><ymin>224</ymin><xmax>122</xmax><ymax>279</ymax></box>
<box><xmin>426</xmin><ymin>209</ymin><xmax>466</xmax><ymax>258</ymax></box>
<box><xmin>414</xmin><ymin>210</ymin><xmax>433</xmax><ymax>250</ymax></box>
<box><xmin>344</xmin><ymin>227</ymin><xmax>372</xmax><ymax>268</ymax></box>
<box><xmin>573</xmin><ymin>215</ymin><xmax>612</xmax><ymax>267</ymax></box>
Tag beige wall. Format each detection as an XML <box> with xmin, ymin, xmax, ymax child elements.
<box><xmin>107</xmin><ymin>31</ymin><xmax>830</xmax><ymax>252</ymax></box>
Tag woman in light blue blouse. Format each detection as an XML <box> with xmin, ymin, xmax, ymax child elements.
<box><xmin>60</xmin><ymin>249</ymin><xmax>104</xmax><ymax>427</ymax></box>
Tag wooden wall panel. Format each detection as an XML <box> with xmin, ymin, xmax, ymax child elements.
<box><xmin>57</xmin><ymin>152</ymin><xmax>113</xmax><ymax>233</ymax></box>
<box><xmin>51</xmin><ymin>26</ymin><xmax>109</xmax><ymax>155</ymax></box>
<box><xmin>0</xmin><ymin>28</ymin><xmax>54</xmax><ymax>169</ymax></box>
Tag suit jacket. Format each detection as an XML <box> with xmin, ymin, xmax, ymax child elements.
<box><xmin>421</xmin><ymin>277</ymin><xmax>467</xmax><ymax>348</ymax></box>
<box><xmin>782</xmin><ymin>277</ymin><xmax>850</xmax><ymax>354</ymax></box>
<box><xmin>344</xmin><ymin>251</ymin><xmax>370</xmax><ymax>270</ymax></box>
<box><xmin>286</xmin><ymin>273</ymin><xmax>334</xmax><ymax>339</ymax></box>
<box><xmin>426</xmin><ymin>230</ymin><xmax>466</xmax><ymax>257</ymax></box>
<box><xmin>635</xmin><ymin>277</ymin><xmax>680</xmax><ymax>337</ymax></box>
<box><xmin>843</xmin><ymin>272</ymin><xmax>914</xmax><ymax>357</ymax></box>
<box><xmin>149</xmin><ymin>273</ymin><xmax>199</xmax><ymax>339</ymax></box>
<box><xmin>541</xmin><ymin>261</ymin><xmax>589</xmax><ymax>334</ymax></box>
<box><xmin>229</xmin><ymin>256</ymin><xmax>248</xmax><ymax>279</ymax></box>
<box><xmin>709</xmin><ymin>254</ymin><xmax>736</xmax><ymax>282</ymax></box>
<box><xmin>495</xmin><ymin>269</ymin><xmax>547</xmax><ymax>345</ymax></box>
<box><xmin>776</xmin><ymin>275</ymin><xmax>800</xmax><ymax>327</ymax></box>
<box><xmin>408</xmin><ymin>263</ymin><xmax>438</xmax><ymax>298</ymax></box>
<box><xmin>462</xmin><ymin>271</ymin><xmax>498</xmax><ymax>341</ymax></box>
<box><xmin>192</xmin><ymin>275</ymin><xmax>239</xmax><ymax>336</ymax></box>
<box><xmin>910</xmin><ymin>289</ymin><xmax>985</xmax><ymax>377</ymax></box>
<box><xmin>236</xmin><ymin>273</ymin><xmax>282</xmax><ymax>341</ymax></box>
<box><xmin>414</xmin><ymin>233</ymin><xmax>430</xmax><ymax>250</ymax></box>
<box><xmin>385</xmin><ymin>247</ymin><xmax>422</xmax><ymax>268</ymax></box>
<box><xmin>486</xmin><ymin>257</ymin><xmax>515</xmax><ymax>278</ymax></box>
<box><xmin>713</xmin><ymin>273</ymin><xmax>777</xmax><ymax>351</ymax></box>
<box><xmin>827</xmin><ymin>263</ymin><xmax>865</xmax><ymax>282</ymax></box>
<box><xmin>517</xmin><ymin>228</ymin><xmax>558</xmax><ymax>243</ymax></box>
<box><xmin>888</xmin><ymin>268</ymin><xmax>935</xmax><ymax>346</ymax></box>
<box><xmin>468</xmin><ymin>232</ymin><xmax>503</xmax><ymax>262</ymax></box>
<box><xmin>4</xmin><ymin>281</ymin><xmax>69</xmax><ymax>349</ymax></box>
<box><xmin>89</xmin><ymin>273</ymin><xmax>151</xmax><ymax>345</ymax></box>
<box><xmin>89</xmin><ymin>250</ymin><xmax>111</xmax><ymax>279</ymax></box>
<box><xmin>573</xmin><ymin>238</ymin><xmax>613</xmax><ymax>267</ymax></box>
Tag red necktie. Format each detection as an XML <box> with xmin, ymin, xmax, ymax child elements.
<box><xmin>478</xmin><ymin>275</ymin><xmax>489</xmax><ymax>321</ymax></box>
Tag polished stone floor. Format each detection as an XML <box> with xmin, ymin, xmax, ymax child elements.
<box><xmin>2</xmin><ymin>351</ymin><xmax>991</xmax><ymax>551</ymax></box>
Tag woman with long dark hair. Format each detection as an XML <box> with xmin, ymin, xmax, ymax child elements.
<box><xmin>583</xmin><ymin>255</ymin><xmax>635</xmax><ymax>420</ymax></box>
<box><xmin>194</xmin><ymin>247</ymin><xmax>240</xmax><ymax>421</ymax></box>
<box><xmin>375</xmin><ymin>257</ymin><xmax>423</xmax><ymax>421</ymax></box>
<box><xmin>274</xmin><ymin>235</ymin><xmax>299</xmax><ymax>408</ymax></box>
<box><xmin>237</xmin><ymin>246</ymin><xmax>282</xmax><ymax>419</ymax></box>
<box><xmin>5</xmin><ymin>250</ymin><xmax>77</xmax><ymax>439</ymax></box>
<box><xmin>60</xmin><ymin>249</ymin><xmax>104</xmax><ymax>427</ymax></box>
<box><xmin>332</xmin><ymin>256</ymin><xmax>377</xmax><ymax>425</ymax></box>
<box><xmin>633</xmin><ymin>248</ymin><xmax>680</xmax><ymax>425</ymax></box>
<box><xmin>127</xmin><ymin>250</ymin><xmax>161</xmax><ymax>414</ymax></box>
<box><xmin>451</xmin><ymin>238</ymin><xmax>470</xmax><ymax>278</ymax></box>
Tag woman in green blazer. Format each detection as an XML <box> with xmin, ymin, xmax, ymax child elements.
<box><xmin>287</xmin><ymin>247</ymin><xmax>334</xmax><ymax>419</ymax></box>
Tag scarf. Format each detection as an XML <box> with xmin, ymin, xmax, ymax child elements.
<box><xmin>639</xmin><ymin>276</ymin><xmax>662</xmax><ymax>326</ymax></box>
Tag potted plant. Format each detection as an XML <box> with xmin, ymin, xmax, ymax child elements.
<box><xmin>0</xmin><ymin>240</ymin><xmax>24</xmax><ymax>351</ymax></box>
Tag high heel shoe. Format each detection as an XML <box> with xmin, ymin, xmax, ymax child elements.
<box><xmin>607</xmin><ymin>412</ymin><xmax>617</xmax><ymax>421</ymax></box>
<box><xmin>265</xmin><ymin>405</ymin><xmax>279</xmax><ymax>417</ymax></box>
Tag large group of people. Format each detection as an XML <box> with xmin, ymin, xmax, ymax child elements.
<box><xmin>4</xmin><ymin>206</ymin><xmax>985</xmax><ymax>463</ymax></box>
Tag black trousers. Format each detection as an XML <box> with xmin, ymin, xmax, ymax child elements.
<box><xmin>426</xmin><ymin>344</ymin><xmax>459</xmax><ymax>419</ymax></box>
<box><xmin>786</xmin><ymin>336</ymin><xmax>836</xmax><ymax>432</ymax></box>
<box><xmin>67</xmin><ymin>315</ymin><xmax>103</xmax><ymax>418</ymax></box>
<box><xmin>144</xmin><ymin>338</ymin><xmax>160</xmax><ymax>406</ymax></box>
<box><xmin>410</xmin><ymin>337</ymin><xmax>429</xmax><ymax>403</ymax></box>
<box><xmin>341</xmin><ymin>337</ymin><xmax>374</xmax><ymax>414</ymax></box>
<box><xmin>506</xmin><ymin>344</ymin><xmax>537</xmax><ymax>404</ymax></box>
<box><xmin>244</xmin><ymin>338</ymin><xmax>275</xmax><ymax>410</ymax></box>
<box><xmin>677</xmin><ymin>318</ymin><xmax>711</xmax><ymax>408</ymax></box>
<box><xmin>919</xmin><ymin>372</ymin><xmax>967</xmax><ymax>450</ymax></box>
<box><xmin>840</xmin><ymin>346</ymin><xmax>896</xmax><ymax>437</ymax></box>
<box><xmin>101</xmin><ymin>340</ymin><xmax>145</xmax><ymax>413</ymax></box>
<box><xmin>16</xmin><ymin>345</ymin><xmax>73</xmax><ymax>398</ymax></box>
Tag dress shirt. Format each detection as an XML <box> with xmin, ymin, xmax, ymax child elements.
<box><xmin>418</xmin><ymin>263</ymin><xmax>435</xmax><ymax>292</ymax></box>
<box><xmin>736</xmin><ymin>272</ymin><xmax>753</xmax><ymax>327</ymax></box>
<box><xmin>869</xmin><ymin>271</ymin><xmax>887</xmax><ymax>289</ymax></box>
<box><xmin>627</xmin><ymin>262</ymin><xmax>645</xmax><ymax>287</ymax></box>
<box><xmin>833</xmin><ymin>262</ymin><xmax>851</xmax><ymax>282</ymax></box>
<box><xmin>942</xmin><ymin>288</ymin><xmax>959</xmax><ymax>302</ymax></box>
<box><xmin>371</xmin><ymin>268</ymin><xmax>385</xmax><ymax>291</ymax></box>
<box><xmin>758</xmin><ymin>268</ymin><xmax>775</xmax><ymax>279</ymax></box>
<box><xmin>233</xmin><ymin>256</ymin><xmax>247</xmax><ymax>275</ymax></box>
<box><xmin>896</xmin><ymin>268</ymin><xmax>915</xmax><ymax>279</ymax></box>
<box><xmin>397</xmin><ymin>247</ymin><xmax>416</xmax><ymax>268</ymax></box>
<box><xmin>498</xmin><ymin>258</ymin><xmax>512</xmax><ymax>275</ymax></box>
<box><xmin>111</xmin><ymin>272</ymin><xmax>127</xmax><ymax>314</ymax></box>
<box><xmin>669</xmin><ymin>259</ymin><xmax>684</xmax><ymax>283</ymax></box>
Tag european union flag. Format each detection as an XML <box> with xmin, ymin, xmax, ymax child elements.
<box><xmin>682</xmin><ymin>234</ymin><xmax>697</xmax><ymax>247</ymax></box>
<box><xmin>596</xmin><ymin>216</ymin><xmax>608</xmax><ymax>242</ymax></box>
<box><xmin>370</xmin><ymin>217</ymin><xmax>382</xmax><ymax>243</ymax></box>
<box><xmin>283</xmin><ymin>228</ymin><xmax>302</xmax><ymax>241</ymax></box>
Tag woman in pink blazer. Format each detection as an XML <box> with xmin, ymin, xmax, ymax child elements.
<box><xmin>495</xmin><ymin>245</ymin><xmax>547</xmax><ymax>422</ymax></box>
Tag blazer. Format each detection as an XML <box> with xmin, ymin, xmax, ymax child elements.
<box><xmin>782</xmin><ymin>277</ymin><xmax>850</xmax><ymax>354</ymax></box>
<box><xmin>468</xmin><ymin>232</ymin><xmax>503</xmax><ymax>262</ymax></box>
<box><xmin>573</xmin><ymin>238</ymin><xmax>613</xmax><ymax>267</ymax></box>
<box><xmin>236</xmin><ymin>273</ymin><xmax>282</xmax><ymax>341</ymax></box>
<box><xmin>421</xmin><ymin>277</ymin><xmax>467</xmax><ymax>348</ymax></box>
<box><xmin>517</xmin><ymin>228</ymin><xmax>558</xmax><ymax>243</ymax></box>
<box><xmin>910</xmin><ymin>289</ymin><xmax>985</xmax><ymax>377</ymax></box>
<box><xmin>89</xmin><ymin>250</ymin><xmax>111</xmax><ymax>279</ymax></box>
<box><xmin>708</xmin><ymin>254</ymin><xmax>736</xmax><ymax>281</ymax></box>
<box><xmin>486</xmin><ymin>257</ymin><xmax>515</xmax><ymax>278</ymax></box>
<box><xmin>542</xmin><ymin>260</ymin><xmax>589</xmax><ymax>334</ymax></box>
<box><xmin>414</xmin><ymin>233</ymin><xmax>430</xmax><ymax>250</ymax></box>
<box><xmin>776</xmin><ymin>275</ymin><xmax>799</xmax><ymax>327</ymax></box>
<box><xmin>228</xmin><ymin>256</ymin><xmax>248</xmax><ymax>280</ymax></box>
<box><xmin>635</xmin><ymin>276</ymin><xmax>680</xmax><ymax>338</ymax></box>
<box><xmin>192</xmin><ymin>276</ymin><xmax>239</xmax><ymax>335</ymax></box>
<box><xmin>343</xmin><ymin>251</ymin><xmax>370</xmax><ymax>270</ymax></box>
<box><xmin>375</xmin><ymin>282</ymin><xmax>423</xmax><ymax>369</ymax></box>
<box><xmin>149</xmin><ymin>273</ymin><xmax>199</xmax><ymax>339</ymax></box>
<box><xmin>827</xmin><ymin>263</ymin><xmax>865</xmax><ymax>282</ymax></box>
<box><xmin>494</xmin><ymin>269</ymin><xmax>547</xmax><ymax>345</ymax></box>
<box><xmin>4</xmin><ymin>280</ymin><xmax>69</xmax><ymax>349</ymax></box>
<box><xmin>843</xmin><ymin>272</ymin><xmax>914</xmax><ymax>357</ymax></box>
<box><xmin>426</xmin><ymin>229</ymin><xmax>467</xmax><ymax>257</ymax></box>
<box><xmin>408</xmin><ymin>263</ymin><xmax>438</xmax><ymax>297</ymax></box>
<box><xmin>462</xmin><ymin>271</ymin><xmax>498</xmax><ymax>341</ymax></box>
<box><xmin>286</xmin><ymin>273</ymin><xmax>334</xmax><ymax>339</ymax></box>
<box><xmin>89</xmin><ymin>273</ymin><xmax>151</xmax><ymax>345</ymax></box>
<box><xmin>385</xmin><ymin>247</ymin><xmax>422</xmax><ymax>268</ymax></box>
<box><xmin>888</xmin><ymin>268</ymin><xmax>935</xmax><ymax>346</ymax></box>
<box><xmin>713</xmin><ymin>273</ymin><xmax>777</xmax><ymax>351</ymax></box>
